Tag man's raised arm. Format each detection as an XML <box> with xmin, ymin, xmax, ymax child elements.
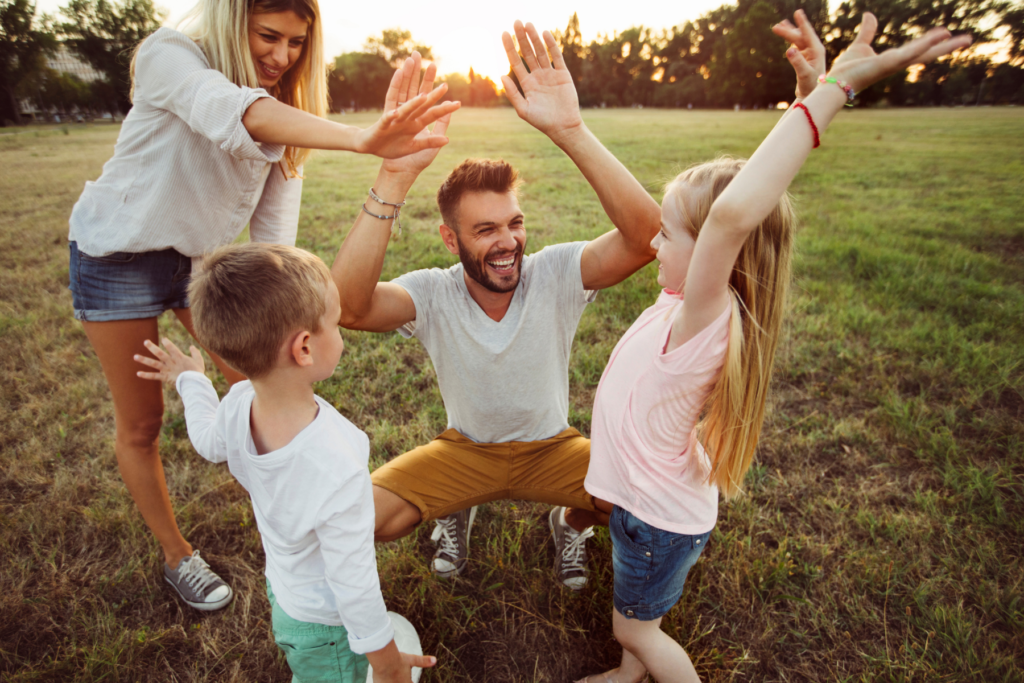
<box><xmin>333</xmin><ymin>54</ymin><xmax>456</xmax><ymax>332</ymax></box>
<box><xmin>500</xmin><ymin>21</ymin><xmax>661</xmax><ymax>291</ymax></box>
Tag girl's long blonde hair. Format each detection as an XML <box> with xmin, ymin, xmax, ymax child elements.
<box><xmin>666</xmin><ymin>157</ymin><xmax>795</xmax><ymax>500</ymax></box>
<box><xmin>132</xmin><ymin>0</ymin><xmax>328</xmax><ymax>178</ymax></box>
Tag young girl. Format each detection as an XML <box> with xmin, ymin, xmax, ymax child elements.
<box><xmin>576</xmin><ymin>14</ymin><xmax>969</xmax><ymax>683</ymax></box>
<box><xmin>68</xmin><ymin>0</ymin><xmax>457</xmax><ymax>611</ymax></box>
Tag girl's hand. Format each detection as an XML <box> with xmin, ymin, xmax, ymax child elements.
<box><xmin>380</xmin><ymin>55</ymin><xmax>453</xmax><ymax>180</ymax></box>
<box><xmin>827</xmin><ymin>13</ymin><xmax>972</xmax><ymax>96</ymax></box>
<box><xmin>355</xmin><ymin>53</ymin><xmax>460</xmax><ymax>160</ymax></box>
<box><xmin>772</xmin><ymin>9</ymin><xmax>826</xmax><ymax>100</ymax></box>
<box><xmin>135</xmin><ymin>338</ymin><xmax>205</xmax><ymax>384</ymax></box>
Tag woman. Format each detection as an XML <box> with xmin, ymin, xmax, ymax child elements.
<box><xmin>67</xmin><ymin>0</ymin><xmax>457</xmax><ymax>611</ymax></box>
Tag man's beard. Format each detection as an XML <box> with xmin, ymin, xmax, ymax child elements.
<box><xmin>456</xmin><ymin>235</ymin><xmax>525</xmax><ymax>294</ymax></box>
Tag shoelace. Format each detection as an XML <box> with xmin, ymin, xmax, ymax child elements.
<box><xmin>434</xmin><ymin>517</ymin><xmax>460</xmax><ymax>559</ymax></box>
<box><xmin>177</xmin><ymin>550</ymin><xmax>219</xmax><ymax>595</ymax></box>
<box><xmin>560</xmin><ymin>526</ymin><xmax>595</xmax><ymax>573</ymax></box>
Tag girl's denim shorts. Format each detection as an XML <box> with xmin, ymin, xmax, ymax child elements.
<box><xmin>68</xmin><ymin>241</ymin><xmax>192</xmax><ymax>322</ymax></box>
<box><xmin>610</xmin><ymin>505</ymin><xmax>712</xmax><ymax>621</ymax></box>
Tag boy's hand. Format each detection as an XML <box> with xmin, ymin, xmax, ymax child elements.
<box><xmin>135</xmin><ymin>338</ymin><xmax>205</xmax><ymax>384</ymax></box>
<box><xmin>372</xmin><ymin>652</ymin><xmax>436</xmax><ymax>683</ymax></box>
<box><xmin>380</xmin><ymin>55</ymin><xmax>453</xmax><ymax>180</ymax></box>
<box><xmin>773</xmin><ymin>9</ymin><xmax>826</xmax><ymax>100</ymax></box>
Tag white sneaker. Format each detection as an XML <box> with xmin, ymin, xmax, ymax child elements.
<box><xmin>163</xmin><ymin>550</ymin><xmax>233</xmax><ymax>611</ymax></box>
<box><xmin>549</xmin><ymin>507</ymin><xmax>594</xmax><ymax>591</ymax></box>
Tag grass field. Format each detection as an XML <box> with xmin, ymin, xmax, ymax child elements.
<box><xmin>1</xmin><ymin>107</ymin><xmax>1022</xmax><ymax>682</ymax></box>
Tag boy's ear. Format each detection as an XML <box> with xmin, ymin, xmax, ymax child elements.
<box><xmin>289</xmin><ymin>330</ymin><xmax>315</xmax><ymax>367</ymax></box>
<box><xmin>439</xmin><ymin>224</ymin><xmax>459</xmax><ymax>256</ymax></box>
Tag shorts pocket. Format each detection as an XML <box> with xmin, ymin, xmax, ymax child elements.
<box><xmin>274</xmin><ymin>636</ymin><xmax>342</xmax><ymax>682</ymax></box>
<box><xmin>612</xmin><ymin>506</ymin><xmax>652</xmax><ymax>556</ymax></box>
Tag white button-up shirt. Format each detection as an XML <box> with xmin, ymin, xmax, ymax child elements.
<box><xmin>69</xmin><ymin>28</ymin><xmax>302</xmax><ymax>260</ymax></box>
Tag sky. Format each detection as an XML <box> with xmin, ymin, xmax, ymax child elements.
<box><xmin>35</xmin><ymin>0</ymin><xmax>725</xmax><ymax>82</ymax></box>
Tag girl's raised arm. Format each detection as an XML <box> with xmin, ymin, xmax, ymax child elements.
<box><xmin>670</xmin><ymin>14</ymin><xmax>971</xmax><ymax>349</ymax></box>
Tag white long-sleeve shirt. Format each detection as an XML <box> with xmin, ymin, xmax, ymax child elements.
<box><xmin>175</xmin><ymin>371</ymin><xmax>394</xmax><ymax>654</ymax></box>
<box><xmin>68</xmin><ymin>28</ymin><xmax>302</xmax><ymax>260</ymax></box>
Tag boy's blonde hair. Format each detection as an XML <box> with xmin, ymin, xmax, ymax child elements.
<box><xmin>188</xmin><ymin>243</ymin><xmax>332</xmax><ymax>378</ymax></box>
<box><xmin>131</xmin><ymin>0</ymin><xmax>328</xmax><ymax>179</ymax></box>
<box><xmin>665</xmin><ymin>157</ymin><xmax>795</xmax><ymax>500</ymax></box>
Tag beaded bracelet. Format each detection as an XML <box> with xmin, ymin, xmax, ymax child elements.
<box><xmin>819</xmin><ymin>74</ymin><xmax>856</xmax><ymax>106</ymax></box>
<box><xmin>792</xmin><ymin>102</ymin><xmax>820</xmax><ymax>149</ymax></box>
<box><xmin>367</xmin><ymin>187</ymin><xmax>406</xmax><ymax>236</ymax></box>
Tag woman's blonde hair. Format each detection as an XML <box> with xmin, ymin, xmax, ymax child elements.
<box><xmin>666</xmin><ymin>157</ymin><xmax>795</xmax><ymax>500</ymax></box>
<box><xmin>132</xmin><ymin>0</ymin><xmax>327</xmax><ymax>178</ymax></box>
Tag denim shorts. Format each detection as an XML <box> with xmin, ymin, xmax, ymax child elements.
<box><xmin>267</xmin><ymin>580</ymin><xmax>369</xmax><ymax>683</ymax></box>
<box><xmin>68</xmin><ymin>240</ymin><xmax>192</xmax><ymax>322</ymax></box>
<box><xmin>610</xmin><ymin>505</ymin><xmax>712</xmax><ymax>621</ymax></box>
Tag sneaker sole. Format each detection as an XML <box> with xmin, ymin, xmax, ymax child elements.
<box><xmin>432</xmin><ymin>506</ymin><xmax>477</xmax><ymax>579</ymax></box>
<box><xmin>164</xmin><ymin>576</ymin><xmax>234</xmax><ymax>611</ymax></box>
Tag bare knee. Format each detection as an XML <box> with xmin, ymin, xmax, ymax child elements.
<box><xmin>116</xmin><ymin>415</ymin><xmax>164</xmax><ymax>452</ymax></box>
<box><xmin>372</xmin><ymin>485</ymin><xmax>421</xmax><ymax>542</ymax></box>
<box><xmin>613</xmin><ymin>611</ymin><xmax>659</xmax><ymax>654</ymax></box>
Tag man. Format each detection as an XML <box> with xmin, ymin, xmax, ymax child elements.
<box><xmin>332</xmin><ymin>22</ymin><xmax>661</xmax><ymax>590</ymax></box>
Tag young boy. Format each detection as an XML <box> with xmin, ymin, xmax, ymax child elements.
<box><xmin>135</xmin><ymin>243</ymin><xmax>435</xmax><ymax>683</ymax></box>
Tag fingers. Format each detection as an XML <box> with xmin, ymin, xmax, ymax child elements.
<box><xmin>795</xmin><ymin>8</ymin><xmax>823</xmax><ymax>51</ymax></box>
<box><xmin>430</xmin><ymin>112</ymin><xmax>452</xmax><ymax>138</ymax></box>
<box><xmin>413</xmin><ymin>99</ymin><xmax>460</xmax><ymax>130</ymax></box>
<box><xmin>500</xmin><ymin>74</ymin><xmax>527</xmax><ymax>114</ymax></box>
<box><xmin>772</xmin><ymin>19</ymin><xmax>804</xmax><ymax>46</ymax></box>
<box><xmin>419</xmin><ymin>62</ymin><xmax>437</xmax><ymax>96</ymax></box>
<box><xmin>525</xmin><ymin>22</ymin><xmax>551</xmax><ymax>69</ymax></box>
<box><xmin>383</xmin><ymin>68</ymin><xmax>403</xmax><ymax>112</ymax></box>
<box><xmin>142</xmin><ymin>338</ymin><xmax>169</xmax><ymax>361</ymax></box>
<box><xmin>914</xmin><ymin>34</ymin><xmax>972</xmax><ymax>64</ymax></box>
<box><xmin>133</xmin><ymin>352</ymin><xmax>163</xmax><ymax>369</ymax></box>
<box><xmin>189</xmin><ymin>344</ymin><xmax>204</xmax><ymax>366</ymax></box>
<box><xmin>514</xmin><ymin>20</ymin><xmax>540</xmax><ymax>71</ymax></box>
<box><xmin>544</xmin><ymin>30</ymin><xmax>567</xmax><ymax>71</ymax></box>
<box><xmin>401</xmin><ymin>653</ymin><xmax>437</xmax><ymax>669</ymax></box>
<box><xmin>786</xmin><ymin>45</ymin><xmax>814</xmax><ymax>79</ymax></box>
<box><xmin>502</xmin><ymin>31</ymin><xmax>530</xmax><ymax>82</ymax></box>
<box><xmin>402</xmin><ymin>52</ymin><xmax>422</xmax><ymax>104</ymax></box>
<box><xmin>853</xmin><ymin>12</ymin><xmax>878</xmax><ymax>46</ymax></box>
<box><xmin>397</xmin><ymin>55</ymin><xmax>416</xmax><ymax>106</ymax></box>
<box><xmin>136</xmin><ymin>371</ymin><xmax>163</xmax><ymax>381</ymax></box>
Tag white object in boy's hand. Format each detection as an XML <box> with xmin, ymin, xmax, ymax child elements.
<box><xmin>366</xmin><ymin>612</ymin><xmax>424</xmax><ymax>683</ymax></box>
<box><xmin>135</xmin><ymin>337</ymin><xmax>205</xmax><ymax>384</ymax></box>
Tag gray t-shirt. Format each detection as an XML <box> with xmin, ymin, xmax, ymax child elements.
<box><xmin>393</xmin><ymin>241</ymin><xmax>596</xmax><ymax>443</ymax></box>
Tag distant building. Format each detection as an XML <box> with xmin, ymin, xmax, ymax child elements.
<box><xmin>46</xmin><ymin>45</ymin><xmax>104</xmax><ymax>83</ymax></box>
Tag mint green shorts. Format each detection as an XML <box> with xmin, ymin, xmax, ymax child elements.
<box><xmin>267</xmin><ymin>580</ymin><xmax>369</xmax><ymax>683</ymax></box>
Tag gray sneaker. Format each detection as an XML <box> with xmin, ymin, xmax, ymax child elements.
<box><xmin>430</xmin><ymin>506</ymin><xmax>477</xmax><ymax>579</ymax></box>
<box><xmin>549</xmin><ymin>507</ymin><xmax>595</xmax><ymax>591</ymax></box>
<box><xmin>163</xmin><ymin>550</ymin><xmax>233</xmax><ymax>611</ymax></box>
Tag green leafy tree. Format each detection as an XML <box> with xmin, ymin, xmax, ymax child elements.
<box><xmin>59</xmin><ymin>0</ymin><xmax>164</xmax><ymax>113</ymax></box>
<box><xmin>0</xmin><ymin>0</ymin><xmax>55</xmax><ymax>124</ymax></box>
<box><xmin>329</xmin><ymin>51</ymin><xmax>392</xmax><ymax>111</ymax></box>
<box><xmin>363</xmin><ymin>28</ymin><xmax>432</xmax><ymax>67</ymax></box>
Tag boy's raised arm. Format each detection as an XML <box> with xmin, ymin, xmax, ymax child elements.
<box><xmin>500</xmin><ymin>21</ymin><xmax>661</xmax><ymax>291</ymax></box>
<box><xmin>332</xmin><ymin>56</ymin><xmax>454</xmax><ymax>332</ymax></box>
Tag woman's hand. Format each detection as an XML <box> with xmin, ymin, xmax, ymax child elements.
<box><xmin>135</xmin><ymin>338</ymin><xmax>205</xmax><ymax>384</ymax></box>
<box><xmin>772</xmin><ymin>9</ymin><xmax>826</xmax><ymax>100</ymax></box>
<box><xmin>354</xmin><ymin>53</ymin><xmax>460</xmax><ymax>159</ymax></box>
<box><xmin>380</xmin><ymin>54</ymin><xmax>453</xmax><ymax>180</ymax></box>
<box><xmin>827</xmin><ymin>13</ymin><xmax>972</xmax><ymax>97</ymax></box>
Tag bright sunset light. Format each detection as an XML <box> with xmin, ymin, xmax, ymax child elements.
<box><xmin>35</xmin><ymin>0</ymin><xmax>726</xmax><ymax>83</ymax></box>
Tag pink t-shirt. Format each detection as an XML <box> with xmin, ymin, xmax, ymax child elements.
<box><xmin>585</xmin><ymin>290</ymin><xmax>730</xmax><ymax>535</ymax></box>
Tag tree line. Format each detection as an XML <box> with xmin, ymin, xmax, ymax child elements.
<box><xmin>3</xmin><ymin>0</ymin><xmax>1023</xmax><ymax>125</ymax></box>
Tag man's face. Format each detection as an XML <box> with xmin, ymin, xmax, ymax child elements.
<box><xmin>446</xmin><ymin>191</ymin><xmax>526</xmax><ymax>294</ymax></box>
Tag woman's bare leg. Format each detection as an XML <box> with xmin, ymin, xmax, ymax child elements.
<box><xmin>611</xmin><ymin>609</ymin><xmax>700</xmax><ymax>683</ymax></box>
<box><xmin>82</xmin><ymin>317</ymin><xmax>192</xmax><ymax>568</ymax></box>
<box><xmin>173</xmin><ymin>308</ymin><xmax>246</xmax><ymax>385</ymax></box>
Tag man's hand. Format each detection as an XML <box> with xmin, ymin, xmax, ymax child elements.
<box><xmin>772</xmin><ymin>9</ymin><xmax>826</xmax><ymax>100</ymax></box>
<box><xmin>380</xmin><ymin>54</ymin><xmax>453</xmax><ymax>180</ymax></box>
<box><xmin>354</xmin><ymin>54</ymin><xmax>460</xmax><ymax>160</ymax></box>
<box><xmin>135</xmin><ymin>338</ymin><xmax>205</xmax><ymax>385</ymax></box>
<box><xmin>500</xmin><ymin>20</ymin><xmax>583</xmax><ymax>145</ymax></box>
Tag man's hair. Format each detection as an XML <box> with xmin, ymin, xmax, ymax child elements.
<box><xmin>436</xmin><ymin>158</ymin><xmax>521</xmax><ymax>229</ymax></box>
<box><xmin>188</xmin><ymin>243</ymin><xmax>332</xmax><ymax>379</ymax></box>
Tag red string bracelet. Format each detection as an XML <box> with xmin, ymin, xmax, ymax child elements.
<box><xmin>792</xmin><ymin>102</ymin><xmax>820</xmax><ymax>149</ymax></box>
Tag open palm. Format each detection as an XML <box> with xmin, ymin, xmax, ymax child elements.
<box><xmin>500</xmin><ymin>21</ymin><xmax>583</xmax><ymax>141</ymax></box>
<box><xmin>380</xmin><ymin>55</ymin><xmax>452</xmax><ymax>177</ymax></box>
<box><xmin>829</xmin><ymin>13</ymin><xmax>971</xmax><ymax>96</ymax></box>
